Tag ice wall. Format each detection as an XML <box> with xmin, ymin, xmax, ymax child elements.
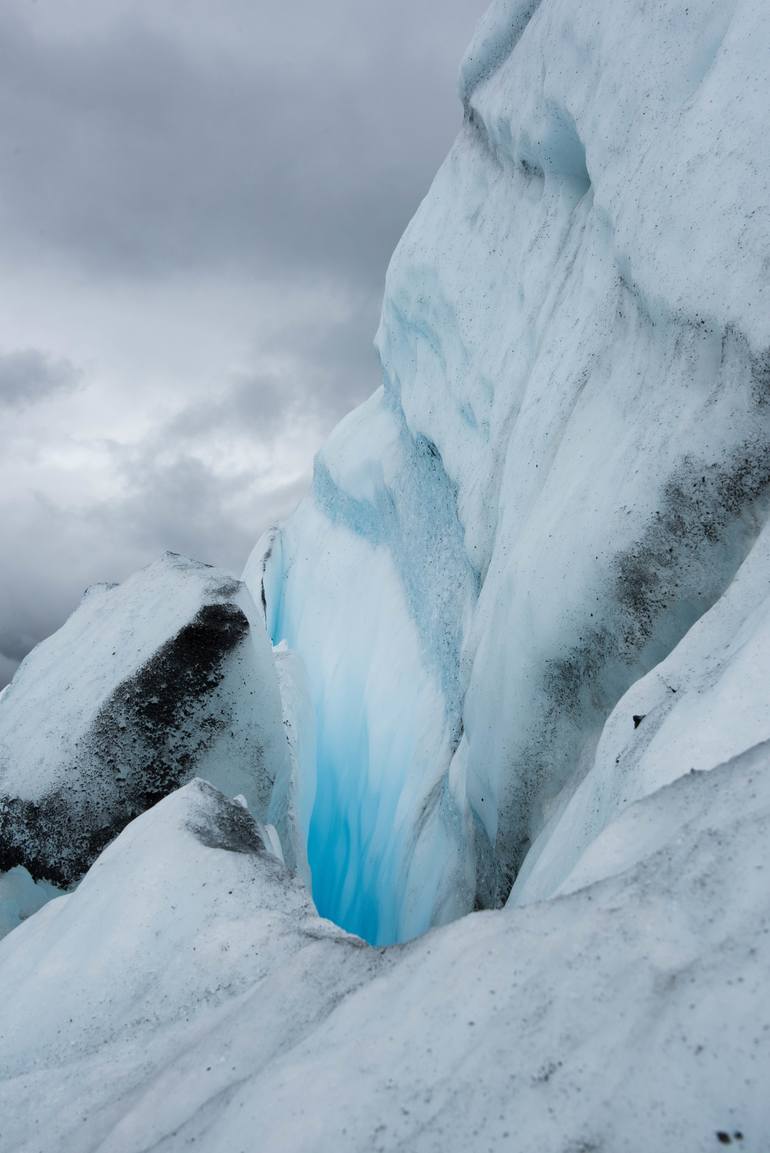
<box><xmin>247</xmin><ymin>390</ymin><xmax>478</xmax><ymax>942</ymax></box>
<box><xmin>246</xmin><ymin>0</ymin><xmax>770</xmax><ymax>942</ymax></box>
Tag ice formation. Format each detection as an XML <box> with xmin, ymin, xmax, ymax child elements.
<box><xmin>0</xmin><ymin>552</ymin><xmax>305</xmax><ymax>886</ymax></box>
<box><xmin>1</xmin><ymin>0</ymin><xmax>770</xmax><ymax>1147</ymax></box>
<box><xmin>246</xmin><ymin>0</ymin><xmax>770</xmax><ymax>944</ymax></box>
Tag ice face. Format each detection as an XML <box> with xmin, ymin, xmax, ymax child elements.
<box><xmin>251</xmin><ymin>488</ymin><xmax>471</xmax><ymax>945</ymax></box>
<box><xmin>245</xmin><ymin>0</ymin><xmax>770</xmax><ymax>943</ymax></box>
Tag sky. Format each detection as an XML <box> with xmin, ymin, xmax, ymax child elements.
<box><xmin>0</xmin><ymin>0</ymin><xmax>488</xmax><ymax>687</ymax></box>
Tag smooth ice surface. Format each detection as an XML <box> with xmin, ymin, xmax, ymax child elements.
<box><xmin>250</xmin><ymin>0</ymin><xmax>770</xmax><ymax>940</ymax></box>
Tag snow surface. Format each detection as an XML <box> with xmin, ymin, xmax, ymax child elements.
<box><xmin>247</xmin><ymin>0</ymin><xmax>770</xmax><ymax>943</ymax></box>
<box><xmin>0</xmin><ymin>755</ymin><xmax>767</xmax><ymax>1151</ymax></box>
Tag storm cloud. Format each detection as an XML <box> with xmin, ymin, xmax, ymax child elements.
<box><xmin>0</xmin><ymin>0</ymin><xmax>488</xmax><ymax>685</ymax></box>
<box><xmin>0</xmin><ymin>349</ymin><xmax>80</xmax><ymax>409</ymax></box>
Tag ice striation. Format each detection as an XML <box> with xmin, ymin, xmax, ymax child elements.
<box><xmin>1</xmin><ymin>0</ymin><xmax>770</xmax><ymax>1147</ymax></box>
<box><xmin>247</xmin><ymin>0</ymin><xmax>770</xmax><ymax>943</ymax></box>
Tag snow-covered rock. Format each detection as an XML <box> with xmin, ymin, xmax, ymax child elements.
<box><xmin>0</xmin><ymin>749</ymin><xmax>767</xmax><ymax>1151</ymax></box>
<box><xmin>247</xmin><ymin>0</ymin><xmax>770</xmax><ymax>942</ymax></box>
<box><xmin>0</xmin><ymin>553</ymin><xmax>294</xmax><ymax>886</ymax></box>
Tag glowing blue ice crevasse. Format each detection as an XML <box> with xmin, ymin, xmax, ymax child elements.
<box><xmin>246</xmin><ymin>0</ymin><xmax>770</xmax><ymax>944</ymax></box>
<box><xmin>245</xmin><ymin>388</ymin><xmax>478</xmax><ymax>944</ymax></box>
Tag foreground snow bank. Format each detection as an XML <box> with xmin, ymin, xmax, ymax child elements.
<box><xmin>0</xmin><ymin>553</ymin><xmax>296</xmax><ymax>885</ymax></box>
<box><xmin>0</xmin><ymin>779</ymin><xmax>385</xmax><ymax>1153</ymax></box>
<box><xmin>1</xmin><ymin>749</ymin><xmax>767</xmax><ymax>1151</ymax></box>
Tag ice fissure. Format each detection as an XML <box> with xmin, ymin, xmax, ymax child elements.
<box><xmin>242</xmin><ymin>0</ymin><xmax>770</xmax><ymax>945</ymax></box>
<box><xmin>249</xmin><ymin>391</ymin><xmax>477</xmax><ymax>943</ymax></box>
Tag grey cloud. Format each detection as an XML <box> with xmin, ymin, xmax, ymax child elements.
<box><xmin>0</xmin><ymin>2</ymin><xmax>480</xmax><ymax>289</ymax></box>
<box><xmin>89</xmin><ymin>412</ymin><xmax>315</xmax><ymax>577</ymax></box>
<box><xmin>0</xmin><ymin>653</ymin><xmax>18</xmax><ymax>686</ymax></box>
<box><xmin>0</xmin><ymin>349</ymin><xmax>80</xmax><ymax>408</ymax></box>
<box><xmin>99</xmin><ymin>452</ymin><xmax>280</xmax><ymax>570</ymax></box>
<box><xmin>170</xmin><ymin>293</ymin><xmax>382</xmax><ymax>446</ymax></box>
<box><xmin>0</xmin><ymin>0</ymin><xmax>488</xmax><ymax>687</ymax></box>
<box><xmin>170</xmin><ymin>372</ymin><xmax>317</xmax><ymax>445</ymax></box>
<box><xmin>0</xmin><ymin>449</ymin><xmax>309</xmax><ymax>688</ymax></box>
<box><xmin>0</xmin><ymin>627</ymin><xmax>39</xmax><ymax>665</ymax></box>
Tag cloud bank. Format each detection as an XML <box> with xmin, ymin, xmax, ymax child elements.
<box><xmin>0</xmin><ymin>0</ymin><xmax>487</xmax><ymax>684</ymax></box>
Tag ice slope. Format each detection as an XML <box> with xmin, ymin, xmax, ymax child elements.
<box><xmin>248</xmin><ymin>0</ymin><xmax>770</xmax><ymax>941</ymax></box>
<box><xmin>0</xmin><ymin>749</ymin><xmax>768</xmax><ymax>1152</ymax></box>
<box><xmin>514</xmin><ymin>514</ymin><xmax>770</xmax><ymax>904</ymax></box>
<box><xmin>0</xmin><ymin>552</ymin><xmax>298</xmax><ymax>885</ymax></box>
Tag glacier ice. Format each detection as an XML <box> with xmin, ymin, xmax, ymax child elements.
<box><xmin>514</xmin><ymin>514</ymin><xmax>770</xmax><ymax>904</ymax></box>
<box><xmin>245</xmin><ymin>387</ymin><xmax>479</xmax><ymax>943</ymax></box>
<box><xmin>246</xmin><ymin>0</ymin><xmax>770</xmax><ymax>944</ymax></box>
<box><xmin>1</xmin><ymin>0</ymin><xmax>770</xmax><ymax>1146</ymax></box>
<box><xmin>0</xmin><ymin>749</ymin><xmax>768</xmax><ymax>1151</ymax></box>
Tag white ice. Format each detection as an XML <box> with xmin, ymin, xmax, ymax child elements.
<box><xmin>248</xmin><ymin>0</ymin><xmax>770</xmax><ymax>942</ymax></box>
<box><xmin>0</xmin><ymin>752</ymin><xmax>767</xmax><ymax>1151</ymax></box>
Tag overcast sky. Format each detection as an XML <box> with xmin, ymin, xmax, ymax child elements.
<box><xmin>0</xmin><ymin>0</ymin><xmax>488</xmax><ymax>686</ymax></box>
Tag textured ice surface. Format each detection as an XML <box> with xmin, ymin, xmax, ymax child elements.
<box><xmin>514</xmin><ymin>515</ymin><xmax>770</xmax><ymax>903</ymax></box>
<box><xmin>249</xmin><ymin>0</ymin><xmax>770</xmax><ymax>941</ymax></box>
<box><xmin>246</xmin><ymin>390</ymin><xmax>478</xmax><ymax>943</ymax></box>
<box><xmin>0</xmin><ymin>553</ymin><xmax>295</xmax><ymax>884</ymax></box>
<box><xmin>0</xmin><ymin>753</ymin><xmax>768</xmax><ymax>1151</ymax></box>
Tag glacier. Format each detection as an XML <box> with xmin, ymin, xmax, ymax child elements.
<box><xmin>246</xmin><ymin>0</ymin><xmax>770</xmax><ymax>944</ymax></box>
<box><xmin>1</xmin><ymin>0</ymin><xmax>770</xmax><ymax>1147</ymax></box>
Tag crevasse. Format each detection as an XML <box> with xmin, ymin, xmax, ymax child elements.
<box><xmin>244</xmin><ymin>0</ymin><xmax>770</xmax><ymax>945</ymax></box>
<box><xmin>250</xmin><ymin>388</ymin><xmax>477</xmax><ymax>944</ymax></box>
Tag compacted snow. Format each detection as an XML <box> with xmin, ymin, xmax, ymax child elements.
<box><xmin>0</xmin><ymin>754</ymin><xmax>767</xmax><ymax>1152</ymax></box>
<box><xmin>1</xmin><ymin>0</ymin><xmax>769</xmax><ymax>1148</ymax></box>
